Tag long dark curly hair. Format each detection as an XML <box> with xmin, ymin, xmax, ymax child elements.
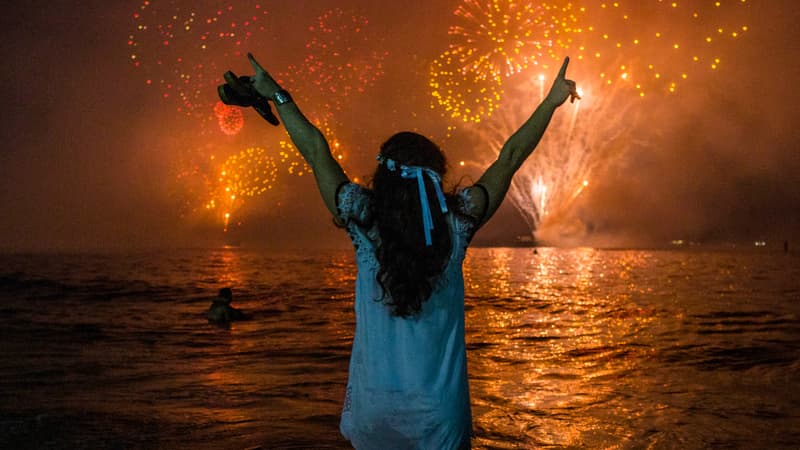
<box><xmin>372</xmin><ymin>132</ymin><xmax>454</xmax><ymax>317</ymax></box>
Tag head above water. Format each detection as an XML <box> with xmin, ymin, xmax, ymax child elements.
<box><xmin>218</xmin><ymin>287</ymin><xmax>233</xmax><ymax>301</ymax></box>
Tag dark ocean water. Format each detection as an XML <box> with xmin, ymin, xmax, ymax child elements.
<box><xmin>0</xmin><ymin>247</ymin><xmax>798</xmax><ymax>449</ymax></box>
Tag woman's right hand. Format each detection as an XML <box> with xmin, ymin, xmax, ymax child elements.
<box><xmin>545</xmin><ymin>57</ymin><xmax>580</xmax><ymax>107</ymax></box>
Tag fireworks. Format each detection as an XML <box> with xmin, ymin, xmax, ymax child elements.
<box><xmin>213</xmin><ymin>101</ymin><xmax>244</xmax><ymax>135</ymax></box>
<box><xmin>468</xmin><ymin>76</ymin><xmax>642</xmax><ymax>242</ymax></box>
<box><xmin>562</xmin><ymin>0</ymin><xmax>751</xmax><ymax>96</ymax></box>
<box><xmin>439</xmin><ymin>0</ymin><xmax>751</xmax><ymax>242</ymax></box>
<box><xmin>432</xmin><ymin>0</ymin><xmax>750</xmax><ymax>123</ymax></box>
<box><xmin>130</xmin><ymin>4</ymin><xmax>389</xmax><ymax>230</ymax></box>
<box><xmin>303</xmin><ymin>9</ymin><xmax>387</xmax><ymax>99</ymax></box>
<box><xmin>277</xmin><ymin>141</ymin><xmax>312</xmax><ymax>177</ymax></box>
<box><xmin>203</xmin><ymin>147</ymin><xmax>279</xmax><ymax>229</ymax></box>
<box><xmin>430</xmin><ymin>50</ymin><xmax>503</xmax><ymax>124</ymax></box>
<box><xmin>447</xmin><ymin>0</ymin><xmax>582</xmax><ymax>79</ymax></box>
<box><xmin>431</xmin><ymin>1</ymin><xmax>583</xmax><ymax>122</ymax></box>
<box><xmin>277</xmin><ymin>117</ymin><xmax>350</xmax><ymax>176</ymax></box>
<box><xmin>128</xmin><ymin>1</ymin><xmax>268</xmax><ymax>117</ymax></box>
<box><xmin>278</xmin><ymin>8</ymin><xmax>388</xmax><ymax>113</ymax></box>
<box><xmin>219</xmin><ymin>147</ymin><xmax>278</xmax><ymax>198</ymax></box>
<box><xmin>171</xmin><ymin>145</ymin><xmax>217</xmax><ymax>219</ymax></box>
<box><xmin>271</xmin><ymin>9</ymin><xmax>386</xmax><ymax>176</ymax></box>
<box><xmin>137</xmin><ymin>0</ymin><xmax>751</xmax><ymax>235</ymax></box>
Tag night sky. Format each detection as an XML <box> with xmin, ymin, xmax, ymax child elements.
<box><xmin>1</xmin><ymin>0</ymin><xmax>798</xmax><ymax>251</ymax></box>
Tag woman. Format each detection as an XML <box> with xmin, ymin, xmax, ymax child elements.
<box><xmin>239</xmin><ymin>53</ymin><xmax>577</xmax><ymax>449</ymax></box>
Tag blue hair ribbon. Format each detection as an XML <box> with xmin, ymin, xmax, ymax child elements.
<box><xmin>378</xmin><ymin>156</ymin><xmax>449</xmax><ymax>246</ymax></box>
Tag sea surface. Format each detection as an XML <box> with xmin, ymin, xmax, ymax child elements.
<box><xmin>0</xmin><ymin>247</ymin><xmax>798</xmax><ymax>449</ymax></box>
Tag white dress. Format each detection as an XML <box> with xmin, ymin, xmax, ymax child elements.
<box><xmin>336</xmin><ymin>182</ymin><xmax>478</xmax><ymax>450</ymax></box>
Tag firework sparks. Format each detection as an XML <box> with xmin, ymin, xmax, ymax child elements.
<box><xmin>202</xmin><ymin>147</ymin><xmax>279</xmax><ymax>229</ymax></box>
<box><xmin>131</xmin><ymin>5</ymin><xmax>389</xmax><ymax>231</ymax></box>
<box><xmin>273</xmin><ymin>8</ymin><xmax>387</xmax><ymax>177</ymax></box>
<box><xmin>219</xmin><ymin>147</ymin><xmax>278</xmax><ymax>198</ymax></box>
<box><xmin>467</xmin><ymin>75</ymin><xmax>646</xmax><ymax>242</ymax></box>
<box><xmin>439</xmin><ymin>0</ymin><xmax>751</xmax><ymax>243</ymax></box>
<box><xmin>430</xmin><ymin>49</ymin><xmax>503</xmax><ymax>124</ymax></box>
<box><xmin>128</xmin><ymin>1</ymin><xmax>268</xmax><ymax>118</ymax></box>
<box><xmin>439</xmin><ymin>0</ymin><xmax>750</xmax><ymax>98</ymax></box>
<box><xmin>447</xmin><ymin>0</ymin><xmax>583</xmax><ymax>79</ymax></box>
<box><xmin>278</xmin><ymin>8</ymin><xmax>388</xmax><ymax>113</ymax></box>
<box><xmin>557</xmin><ymin>0</ymin><xmax>750</xmax><ymax>96</ymax></box>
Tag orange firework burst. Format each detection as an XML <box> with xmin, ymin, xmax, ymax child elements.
<box><xmin>218</xmin><ymin>147</ymin><xmax>279</xmax><ymax>199</ymax></box>
<box><xmin>442</xmin><ymin>0</ymin><xmax>752</xmax><ymax>243</ymax></box>
<box><xmin>203</xmin><ymin>147</ymin><xmax>279</xmax><ymax>228</ymax></box>
<box><xmin>430</xmin><ymin>49</ymin><xmax>503</xmax><ymax>124</ymax></box>
<box><xmin>447</xmin><ymin>0</ymin><xmax>583</xmax><ymax>79</ymax></box>
<box><xmin>213</xmin><ymin>102</ymin><xmax>244</xmax><ymax>135</ymax></box>
<box><xmin>442</xmin><ymin>0</ymin><xmax>751</xmax><ymax>97</ymax></box>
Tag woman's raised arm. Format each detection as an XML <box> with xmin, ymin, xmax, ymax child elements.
<box><xmin>471</xmin><ymin>57</ymin><xmax>578</xmax><ymax>225</ymax></box>
<box><xmin>247</xmin><ymin>53</ymin><xmax>348</xmax><ymax>217</ymax></box>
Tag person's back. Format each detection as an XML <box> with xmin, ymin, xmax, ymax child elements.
<box><xmin>222</xmin><ymin>52</ymin><xmax>577</xmax><ymax>449</ymax></box>
<box><xmin>334</xmin><ymin>134</ymin><xmax>484</xmax><ymax>446</ymax></box>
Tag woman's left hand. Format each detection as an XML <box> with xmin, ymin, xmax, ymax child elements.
<box><xmin>545</xmin><ymin>57</ymin><xmax>580</xmax><ymax>107</ymax></box>
<box><xmin>247</xmin><ymin>52</ymin><xmax>282</xmax><ymax>99</ymax></box>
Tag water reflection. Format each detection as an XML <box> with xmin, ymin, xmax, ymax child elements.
<box><xmin>198</xmin><ymin>365</ymin><xmax>259</xmax><ymax>424</ymax></box>
<box><xmin>3</xmin><ymin>248</ymin><xmax>795</xmax><ymax>447</ymax></box>
<box><xmin>488</xmin><ymin>248</ymin><xmax>513</xmax><ymax>296</ymax></box>
<box><xmin>215</xmin><ymin>247</ymin><xmax>244</xmax><ymax>287</ymax></box>
<box><xmin>322</xmin><ymin>252</ymin><xmax>356</xmax><ymax>289</ymax></box>
<box><xmin>467</xmin><ymin>248</ymin><xmax>660</xmax><ymax>447</ymax></box>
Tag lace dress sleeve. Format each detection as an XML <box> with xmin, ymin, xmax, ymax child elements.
<box><xmin>458</xmin><ymin>185</ymin><xmax>489</xmax><ymax>221</ymax></box>
<box><xmin>336</xmin><ymin>182</ymin><xmax>372</xmax><ymax>225</ymax></box>
<box><xmin>452</xmin><ymin>186</ymin><xmax>486</xmax><ymax>244</ymax></box>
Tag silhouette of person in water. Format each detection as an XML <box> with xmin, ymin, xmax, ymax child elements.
<box><xmin>207</xmin><ymin>287</ymin><xmax>245</xmax><ymax>323</ymax></box>
<box><xmin>228</xmin><ymin>53</ymin><xmax>577</xmax><ymax>449</ymax></box>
